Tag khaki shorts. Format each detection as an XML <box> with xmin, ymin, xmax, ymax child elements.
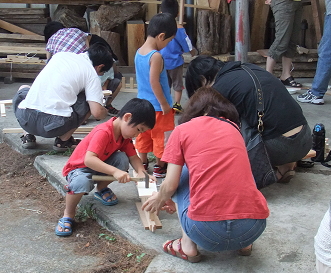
<box><xmin>167</xmin><ymin>65</ymin><xmax>184</xmax><ymax>92</ymax></box>
<box><xmin>268</xmin><ymin>0</ymin><xmax>303</xmax><ymax>61</ymax></box>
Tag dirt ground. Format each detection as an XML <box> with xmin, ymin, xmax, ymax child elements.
<box><xmin>0</xmin><ymin>143</ymin><xmax>154</xmax><ymax>273</ymax></box>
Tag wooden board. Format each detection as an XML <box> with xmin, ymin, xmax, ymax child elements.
<box><xmin>0</xmin><ymin>19</ymin><xmax>39</xmax><ymax>35</ymax></box>
<box><xmin>0</xmin><ymin>33</ymin><xmax>44</xmax><ymax>41</ymax></box>
<box><xmin>0</xmin><ymin>45</ymin><xmax>46</xmax><ymax>55</ymax></box>
<box><xmin>126</xmin><ymin>20</ymin><xmax>145</xmax><ymax>66</ymax></box>
<box><xmin>2</xmin><ymin>127</ymin><xmax>94</xmax><ymax>134</ymax></box>
<box><xmin>250</xmin><ymin>2</ymin><xmax>270</xmax><ymax>51</ymax></box>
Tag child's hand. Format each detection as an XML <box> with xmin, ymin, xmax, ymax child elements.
<box><xmin>161</xmin><ymin>103</ymin><xmax>171</xmax><ymax>115</ymax></box>
<box><xmin>113</xmin><ymin>169</ymin><xmax>131</xmax><ymax>183</ymax></box>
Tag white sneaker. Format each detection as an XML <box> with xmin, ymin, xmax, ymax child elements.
<box><xmin>297</xmin><ymin>90</ymin><xmax>324</xmax><ymax>105</ymax></box>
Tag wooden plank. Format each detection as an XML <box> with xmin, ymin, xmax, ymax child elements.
<box><xmin>126</xmin><ymin>20</ymin><xmax>145</xmax><ymax>66</ymax></box>
<box><xmin>0</xmin><ymin>33</ymin><xmax>45</xmax><ymax>41</ymax></box>
<box><xmin>0</xmin><ymin>19</ymin><xmax>39</xmax><ymax>35</ymax></box>
<box><xmin>311</xmin><ymin>0</ymin><xmax>323</xmax><ymax>44</ymax></box>
<box><xmin>2</xmin><ymin>127</ymin><xmax>94</xmax><ymax>134</ymax></box>
<box><xmin>0</xmin><ymin>8</ymin><xmax>49</xmax><ymax>16</ymax></box>
<box><xmin>0</xmin><ymin>45</ymin><xmax>47</xmax><ymax>55</ymax></box>
<box><xmin>250</xmin><ymin>1</ymin><xmax>270</xmax><ymax>51</ymax></box>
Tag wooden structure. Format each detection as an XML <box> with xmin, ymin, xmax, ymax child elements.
<box><xmin>135</xmin><ymin>181</ymin><xmax>162</xmax><ymax>232</ymax></box>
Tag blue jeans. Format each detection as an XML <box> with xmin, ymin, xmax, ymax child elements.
<box><xmin>311</xmin><ymin>14</ymin><xmax>331</xmax><ymax>97</ymax></box>
<box><xmin>173</xmin><ymin>166</ymin><xmax>266</xmax><ymax>252</ymax></box>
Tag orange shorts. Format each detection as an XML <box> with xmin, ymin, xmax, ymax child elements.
<box><xmin>135</xmin><ymin>110</ymin><xmax>175</xmax><ymax>159</ymax></box>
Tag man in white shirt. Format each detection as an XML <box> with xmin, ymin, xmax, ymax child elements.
<box><xmin>13</xmin><ymin>43</ymin><xmax>113</xmax><ymax>151</ymax></box>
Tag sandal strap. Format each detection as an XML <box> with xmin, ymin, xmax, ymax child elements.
<box><xmin>55</xmin><ymin>136</ymin><xmax>81</xmax><ymax>149</ymax></box>
<box><xmin>177</xmin><ymin>238</ymin><xmax>189</xmax><ymax>260</ymax></box>
<box><xmin>98</xmin><ymin>187</ymin><xmax>115</xmax><ymax>201</ymax></box>
<box><xmin>163</xmin><ymin>239</ymin><xmax>177</xmax><ymax>256</ymax></box>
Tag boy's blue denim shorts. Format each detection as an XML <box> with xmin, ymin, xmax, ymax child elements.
<box><xmin>65</xmin><ymin>152</ymin><xmax>129</xmax><ymax>194</ymax></box>
<box><xmin>173</xmin><ymin>165</ymin><xmax>267</xmax><ymax>252</ymax></box>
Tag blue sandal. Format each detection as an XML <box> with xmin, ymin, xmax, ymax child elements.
<box><xmin>94</xmin><ymin>187</ymin><xmax>118</xmax><ymax>206</ymax></box>
<box><xmin>55</xmin><ymin>217</ymin><xmax>74</xmax><ymax>237</ymax></box>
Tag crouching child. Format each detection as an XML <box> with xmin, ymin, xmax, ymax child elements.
<box><xmin>55</xmin><ymin>98</ymin><xmax>156</xmax><ymax>236</ymax></box>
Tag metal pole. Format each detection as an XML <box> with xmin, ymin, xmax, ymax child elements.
<box><xmin>235</xmin><ymin>0</ymin><xmax>249</xmax><ymax>63</ymax></box>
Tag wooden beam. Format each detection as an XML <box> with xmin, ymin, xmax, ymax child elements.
<box><xmin>2</xmin><ymin>127</ymin><xmax>94</xmax><ymax>134</ymax></box>
<box><xmin>0</xmin><ymin>19</ymin><xmax>40</xmax><ymax>36</ymax></box>
<box><xmin>0</xmin><ymin>45</ymin><xmax>47</xmax><ymax>55</ymax></box>
<box><xmin>0</xmin><ymin>33</ymin><xmax>45</xmax><ymax>41</ymax></box>
<box><xmin>126</xmin><ymin>20</ymin><xmax>145</xmax><ymax>66</ymax></box>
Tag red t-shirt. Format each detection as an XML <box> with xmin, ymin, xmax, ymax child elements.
<box><xmin>63</xmin><ymin>117</ymin><xmax>137</xmax><ymax>177</ymax></box>
<box><xmin>162</xmin><ymin>116</ymin><xmax>269</xmax><ymax>221</ymax></box>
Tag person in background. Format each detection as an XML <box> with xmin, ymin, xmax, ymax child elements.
<box><xmin>265</xmin><ymin>0</ymin><xmax>303</xmax><ymax>88</ymax></box>
<box><xmin>134</xmin><ymin>13</ymin><xmax>177</xmax><ymax>178</ymax></box>
<box><xmin>13</xmin><ymin>44</ymin><xmax>112</xmax><ymax>150</ymax></box>
<box><xmin>185</xmin><ymin>55</ymin><xmax>312</xmax><ymax>184</ymax></box>
<box><xmin>297</xmin><ymin>0</ymin><xmax>331</xmax><ymax>105</ymax></box>
<box><xmin>44</xmin><ymin>21</ymin><xmax>122</xmax><ymax>115</ymax></box>
<box><xmin>142</xmin><ymin>87</ymin><xmax>269</xmax><ymax>262</ymax></box>
<box><xmin>160</xmin><ymin>0</ymin><xmax>197</xmax><ymax>113</ymax></box>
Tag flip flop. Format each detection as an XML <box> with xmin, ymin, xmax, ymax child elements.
<box><xmin>55</xmin><ymin>217</ymin><xmax>74</xmax><ymax>237</ymax></box>
<box><xmin>163</xmin><ymin>238</ymin><xmax>201</xmax><ymax>263</ymax></box>
<box><xmin>94</xmin><ymin>187</ymin><xmax>118</xmax><ymax>206</ymax></box>
<box><xmin>277</xmin><ymin>170</ymin><xmax>295</xmax><ymax>184</ymax></box>
<box><xmin>237</xmin><ymin>244</ymin><xmax>253</xmax><ymax>256</ymax></box>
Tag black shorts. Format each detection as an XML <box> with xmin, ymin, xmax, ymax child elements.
<box><xmin>13</xmin><ymin>87</ymin><xmax>90</xmax><ymax>138</ymax></box>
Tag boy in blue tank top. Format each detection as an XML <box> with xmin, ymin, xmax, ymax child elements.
<box><xmin>134</xmin><ymin>13</ymin><xmax>177</xmax><ymax>178</ymax></box>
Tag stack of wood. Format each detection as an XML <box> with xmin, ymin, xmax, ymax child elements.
<box><xmin>0</xmin><ymin>8</ymin><xmax>49</xmax><ymax>79</ymax></box>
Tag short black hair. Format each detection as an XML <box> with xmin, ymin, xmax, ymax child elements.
<box><xmin>44</xmin><ymin>21</ymin><xmax>65</xmax><ymax>42</ymax></box>
<box><xmin>87</xmin><ymin>43</ymin><xmax>113</xmax><ymax>72</ymax></box>
<box><xmin>118</xmin><ymin>98</ymin><xmax>156</xmax><ymax>129</ymax></box>
<box><xmin>89</xmin><ymin>34</ymin><xmax>118</xmax><ymax>61</ymax></box>
<box><xmin>185</xmin><ymin>55</ymin><xmax>224</xmax><ymax>98</ymax></box>
<box><xmin>147</xmin><ymin>13</ymin><xmax>177</xmax><ymax>40</ymax></box>
<box><xmin>161</xmin><ymin>0</ymin><xmax>179</xmax><ymax>18</ymax></box>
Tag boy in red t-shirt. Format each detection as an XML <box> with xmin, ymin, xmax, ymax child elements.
<box><xmin>55</xmin><ymin>98</ymin><xmax>156</xmax><ymax>237</ymax></box>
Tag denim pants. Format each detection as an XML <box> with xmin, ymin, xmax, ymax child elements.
<box><xmin>311</xmin><ymin>14</ymin><xmax>331</xmax><ymax>97</ymax></box>
<box><xmin>172</xmin><ymin>165</ymin><xmax>266</xmax><ymax>252</ymax></box>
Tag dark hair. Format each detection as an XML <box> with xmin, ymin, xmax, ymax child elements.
<box><xmin>44</xmin><ymin>21</ymin><xmax>65</xmax><ymax>42</ymax></box>
<box><xmin>179</xmin><ymin>87</ymin><xmax>239</xmax><ymax>126</ymax></box>
<box><xmin>89</xmin><ymin>34</ymin><xmax>118</xmax><ymax>61</ymax></box>
<box><xmin>161</xmin><ymin>0</ymin><xmax>179</xmax><ymax>18</ymax></box>
<box><xmin>87</xmin><ymin>43</ymin><xmax>113</xmax><ymax>72</ymax></box>
<box><xmin>185</xmin><ymin>55</ymin><xmax>224</xmax><ymax>98</ymax></box>
<box><xmin>147</xmin><ymin>13</ymin><xmax>177</xmax><ymax>40</ymax></box>
<box><xmin>118</xmin><ymin>98</ymin><xmax>156</xmax><ymax>129</ymax></box>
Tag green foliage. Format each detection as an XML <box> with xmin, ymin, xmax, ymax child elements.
<box><xmin>45</xmin><ymin>148</ymin><xmax>74</xmax><ymax>156</ymax></box>
<box><xmin>75</xmin><ymin>203</ymin><xmax>96</xmax><ymax>222</ymax></box>
<box><xmin>126</xmin><ymin>251</ymin><xmax>146</xmax><ymax>263</ymax></box>
<box><xmin>98</xmin><ymin>233</ymin><xmax>116</xmax><ymax>241</ymax></box>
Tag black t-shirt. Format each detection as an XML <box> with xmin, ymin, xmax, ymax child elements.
<box><xmin>212</xmin><ymin>61</ymin><xmax>307</xmax><ymax>140</ymax></box>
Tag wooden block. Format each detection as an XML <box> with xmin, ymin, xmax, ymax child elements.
<box><xmin>136</xmin><ymin>181</ymin><xmax>157</xmax><ymax>197</ymax></box>
<box><xmin>127</xmin><ymin>20</ymin><xmax>145</xmax><ymax>66</ymax></box>
<box><xmin>302</xmin><ymin>149</ymin><xmax>316</xmax><ymax>160</ymax></box>
<box><xmin>136</xmin><ymin>196</ymin><xmax>162</xmax><ymax>232</ymax></box>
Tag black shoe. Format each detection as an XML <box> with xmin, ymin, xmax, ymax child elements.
<box><xmin>20</xmin><ymin>134</ymin><xmax>36</xmax><ymax>149</ymax></box>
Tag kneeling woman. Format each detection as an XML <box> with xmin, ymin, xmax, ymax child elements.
<box><xmin>142</xmin><ymin>87</ymin><xmax>269</xmax><ymax>262</ymax></box>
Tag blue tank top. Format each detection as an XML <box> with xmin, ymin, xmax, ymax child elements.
<box><xmin>135</xmin><ymin>49</ymin><xmax>172</xmax><ymax>111</ymax></box>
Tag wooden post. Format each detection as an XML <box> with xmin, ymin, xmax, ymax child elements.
<box><xmin>235</xmin><ymin>0</ymin><xmax>249</xmax><ymax>63</ymax></box>
<box><xmin>89</xmin><ymin>11</ymin><xmax>101</xmax><ymax>36</ymax></box>
<box><xmin>178</xmin><ymin>0</ymin><xmax>185</xmax><ymax>25</ymax></box>
<box><xmin>126</xmin><ymin>20</ymin><xmax>145</xmax><ymax>66</ymax></box>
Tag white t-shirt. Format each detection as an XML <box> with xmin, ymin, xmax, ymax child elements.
<box><xmin>315</xmin><ymin>208</ymin><xmax>331</xmax><ymax>267</ymax></box>
<box><xmin>19</xmin><ymin>52</ymin><xmax>104</xmax><ymax>117</ymax></box>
